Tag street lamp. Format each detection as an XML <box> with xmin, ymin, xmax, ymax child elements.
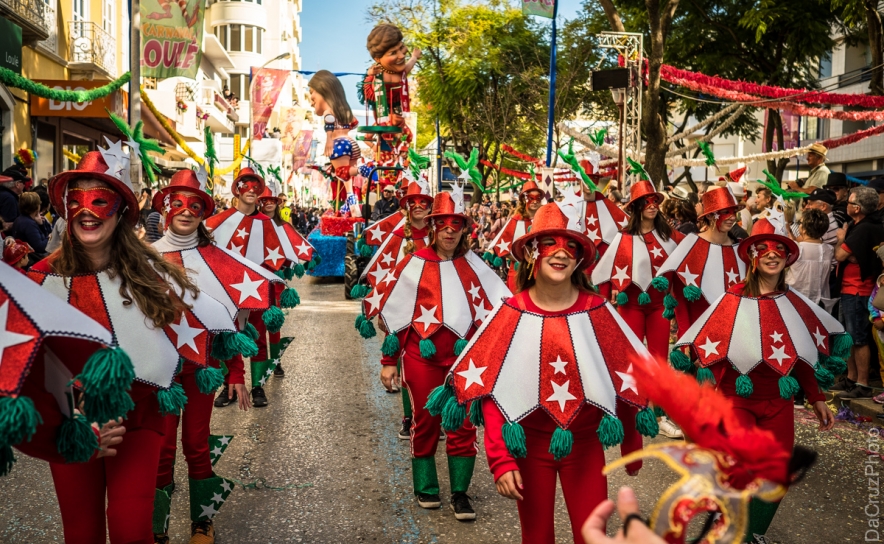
<box><xmin>260</xmin><ymin>52</ymin><xmax>292</xmax><ymax>69</ymax></box>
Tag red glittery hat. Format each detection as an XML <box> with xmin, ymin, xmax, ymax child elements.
<box><xmin>698</xmin><ymin>186</ymin><xmax>738</xmax><ymax>218</ymax></box>
<box><xmin>738</xmin><ymin>217</ymin><xmax>799</xmax><ymax>266</ymax></box>
<box><xmin>399</xmin><ymin>181</ymin><xmax>433</xmax><ymax>210</ymax></box>
<box><xmin>2</xmin><ymin>239</ymin><xmax>33</xmax><ymax>266</ymax></box>
<box><xmin>151</xmin><ymin>169</ymin><xmax>215</xmax><ymax>217</ymax></box>
<box><xmin>520</xmin><ymin>180</ymin><xmax>543</xmax><ymax>197</ymax></box>
<box><xmin>425</xmin><ymin>192</ymin><xmax>469</xmax><ymax>223</ymax></box>
<box><xmin>512</xmin><ymin>203</ymin><xmax>596</xmax><ymax>268</ymax></box>
<box><xmin>232</xmin><ymin>167</ymin><xmax>266</xmax><ymax>197</ymax></box>
<box><xmin>625</xmin><ymin>180</ymin><xmax>664</xmax><ymax>210</ymax></box>
<box><xmin>48</xmin><ymin>151</ymin><xmax>140</xmax><ymax>226</ymax></box>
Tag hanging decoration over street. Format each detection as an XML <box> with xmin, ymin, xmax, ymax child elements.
<box><xmin>140</xmin><ymin>0</ymin><xmax>206</xmax><ymax>79</ymax></box>
<box><xmin>0</xmin><ymin>68</ymin><xmax>130</xmax><ymax>101</ymax></box>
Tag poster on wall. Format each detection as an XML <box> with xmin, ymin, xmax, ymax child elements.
<box><xmin>250</xmin><ymin>68</ymin><xmax>289</xmax><ymax>140</ymax></box>
<box><xmin>140</xmin><ymin>0</ymin><xmax>206</xmax><ymax>79</ymax></box>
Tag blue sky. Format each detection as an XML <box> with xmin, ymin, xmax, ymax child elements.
<box><xmin>299</xmin><ymin>0</ymin><xmax>586</xmax><ymax>117</ymax></box>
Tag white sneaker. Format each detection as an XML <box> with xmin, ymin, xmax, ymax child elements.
<box><xmin>658</xmin><ymin>416</ymin><xmax>684</xmax><ymax>439</ymax></box>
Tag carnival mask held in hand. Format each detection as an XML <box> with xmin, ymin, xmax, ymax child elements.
<box><xmin>164</xmin><ymin>192</ymin><xmax>206</xmax><ymax>229</ymax></box>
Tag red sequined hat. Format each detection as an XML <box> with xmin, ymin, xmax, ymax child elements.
<box><xmin>151</xmin><ymin>169</ymin><xmax>215</xmax><ymax>217</ymax></box>
<box><xmin>3</xmin><ymin>239</ymin><xmax>33</xmax><ymax>265</ymax></box>
<box><xmin>625</xmin><ymin>180</ymin><xmax>665</xmax><ymax>210</ymax></box>
<box><xmin>698</xmin><ymin>186</ymin><xmax>738</xmax><ymax>218</ymax></box>
<box><xmin>232</xmin><ymin>167</ymin><xmax>266</xmax><ymax>197</ymax></box>
<box><xmin>718</xmin><ymin>166</ymin><xmax>746</xmax><ymax>184</ymax></box>
<box><xmin>737</xmin><ymin>217</ymin><xmax>799</xmax><ymax>266</ymax></box>
<box><xmin>399</xmin><ymin>181</ymin><xmax>434</xmax><ymax>210</ymax></box>
<box><xmin>512</xmin><ymin>203</ymin><xmax>596</xmax><ymax>268</ymax></box>
<box><xmin>257</xmin><ymin>187</ymin><xmax>284</xmax><ymax>205</ymax></box>
<box><xmin>519</xmin><ymin>180</ymin><xmax>543</xmax><ymax>197</ymax></box>
<box><xmin>48</xmin><ymin>151</ymin><xmax>140</xmax><ymax>225</ymax></box>
<box><xmin>425</xmin><ymin>192</ymin><xmax>469</xmax><ymax>223</ymax></box>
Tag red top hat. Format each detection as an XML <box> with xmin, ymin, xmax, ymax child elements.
<box><xmin>48</xmin><ymin>151</ymin><xmax>140</xmax><ymax>226</ymax></box>
<box><xmin>232</xmin><ymin>167</ymin><xmax>266</xmax><ymax>197</ymax></box>
<box><xmin>625</xmin><ymin>180</ymin><xmax>664</xmax><ymax>210</ymax></box>
<box><xmin>737</xmin><ymin>217</ymin><xmax>799</xmax><ymax>267</ymax></box>
<box><xmin>399</xmin><ymin>182</ymin><xmax>433</xmax><ymax>210</ymax></box>
<box><xmin>698</xmin><ymin>186</ymin><xmax>738</xmax><ymax>219</ymax></box>
<box><xmin>512</xmin><ymin>203</ymin><xmax>596</xmax><ymax>269</ymax></box>
<box><xmin>151</xmin><ymin>169</ymin><xmax>215</xmax><ymax>217</ymax></box>
<box><xmin>3</xmin><ymin>239</ymin><xmax>33</xmax><ymax>266</ymax></box>
<box><xmin>520</xmin><ymin>180</ymin><xmax>543</xmax><ymax>197</ymax></box>
<box><xmin>425</xmin><ymin>192</ymin><xmax>469</xmax><ymax>222</ymax></box>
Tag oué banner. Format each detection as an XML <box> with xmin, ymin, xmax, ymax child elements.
<box><xmin>140</xmin><ymin>0</ymin><xmax>206</xmax><ymax>79</ymax></box>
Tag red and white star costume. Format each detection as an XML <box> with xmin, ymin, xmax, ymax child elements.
<box><xmin>360</xmin><ymin>225</ymin><xmax>429</xmax><ymax>290</ymax></box>
<box><xmin>204</xmin><ymin>207</ymin><xmax>292</xmax><ymax>271</ymax></box>
<box><xmin>581</xmin><ymin>190</ymin><xmax>629</xmax><ymax>258</ymax></box>
<box><xmin>486</xmin><ymin>214</ymin><xmax>530</xmax><ymax>291</ymax></box>
<box><xmin>363</xmin><ymin>211</ymin><xmax>406</xmax><ymax>246</ymax></box>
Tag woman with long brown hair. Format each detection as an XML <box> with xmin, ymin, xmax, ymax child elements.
<box><xmin>360</xmin><ymin>192</ymin><xmax>510</xmax><ymax>520</ymax></box>
<box><xmin>486</xmin><ymin>181</ymin><xmax>545</xmax><ymax>291</ymax></box>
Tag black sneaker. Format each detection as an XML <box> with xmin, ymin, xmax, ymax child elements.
<box><xmin>830</xmin><ymin>376</ymin><xmax>856</xmax><ymax>392</ymax></box>
<box><xmin>398</xmin><ymin>418</ymin><xmax>412</xmax><ymax>440</ymax></box>
<box><xmin>190</xmin><ymin>519</ymin><xmax>215</xmax><ymax>541</ymax></box>
<box><xmin>840</xmin><ymin>384</ymin><xmax>874</xmax><ymax>399</ymax></box>
<box><xmin>153</xmin><ymin>534</ymin><xmax>169</xmax><ymax>544</ymax></box>
<box><xmin>417</xmin><ymin>493</ymin><xmax>441</xmax><ymax>509</ymax></box>
<box><xmin>450</xmin><ymin>492</ymin><xmax>476</xmax><ymax>521</ymax></box>
<box><xmin>213</xmin><ymin>388</ymin><xmax>236</xmax><ymax>408</ymax></box>
<box><xmin>252</xmin><ymin>386</ymin><xmax>268</xmax><ymax>407</ymax></box>
<box><xmin>273</xmin><ymin>364</ymin><xmax>285</xmax><ymax>378</ymax></box>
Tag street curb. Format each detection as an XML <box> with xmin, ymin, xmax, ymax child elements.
<box><xmin>826</xmin><ymin>392</ymin><xmax>882</xmax><ymax>419</ymax></box>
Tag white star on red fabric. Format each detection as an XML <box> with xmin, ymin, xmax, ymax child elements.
<box><xmin>0</xmin><ymin>300</ymin><xmax>34</xmax><ymax>364</ymax></box>
<box><xmin>725</xmin><ymin>268</ymin><xmax>740</xmax><ymax>285</ymax></box>
<box><xmin>549</xmin><ymin>355</ymin><xmax>568</xmax><ymax>375</ymax></box>
<box><xmin>546</xmin><ymin>380</ymin><xmax>577</xmax><ymax>412</ymax></box>
<box><xmin>235</xmin><ymin>227</ymin><xmax>249</xmax><ymax>239</ymax></box>
<box><xmin>679</xmin><ymin>265</ymin><xmax>699</xmax><ymax>287</ymax></box>
<box><xmin>586</xmin><ymin>215</ymin><xmax>598</xmax><ymax>227</ymax></box>
<box><xmin>769</xmin><ymin>331</ymin><xmax>783</xmax><ymax>344</ymax></box>
<box><xmin>364</xmin><ymin>290</ymin><xmax>384</xmax><ymax>313</ymax></box>
<box><xmin>457</xmin><ymin>359</ymin><xmax>487</xmax><ymax>389</ymax></box>
<box><xmin>812</xmin><ymin>328</ymin><xmax>826</xmax><ymax>348</ymax></box>
<box><xmin>559</xmin><ymin>188</ymin><xmax>583</xmax><ymax>208</ymax></box>
<box><xmin>612</xmin><ymin>265</ymin><xmax>630</xmax><ymax>285</ymax></box>
<box><xmin>229</xmin><ymin>243</ymin><xmax>243</xmax><ymax>254</ymax></box>
<box><xmin>230</xmin><ymin>272</ymin><xmax>263</xmax><ymax>304</ymax></box>
<box><xmin>380</xmin><ymin>251</ymin><xmax>395</xmax><ymax>266</ymax></box>
<box><xmin>265</xmin><ymin>246</ymin><xmax>284</xmax><ymax>266</ymax></box>
<box><xmin>650</xmin><ymin>246</ymin><xmax>663</xmax><ymax>259</ymax></box>
<box><xmin>698</xmin><ymin>337</ymin><xmax>720</xmax><ymax>357</ymax></box>
<box><xmin>769</xmin><ymin>345</ymin><xmax>791</xmax><ymax>366</ymax></box>
<box><xmin>295</xmin><ymin>241</ymin><xmax>312</xmax><ymax>256</ymax></box>
<box><xmin>368</xmin><ymin>227</ymin><xmax>386</xmax><ymax>243</ymax></box>
<box><xmin>467</xmin><ymin>283</ymin><xmax>481</xmax><ymax>301</ymax></box>
<box><xmin>169</xmin><ymin>313</ymin><xmax>202</xmax><ymax>353</ymax></box>
<box><xmin>617</xmin><ymin>217</ymin><xmax>629</xmax><ymax>229</ymax></box>
<box><xmin>615</xmin><ymin>363</ymin><xmax>638</xmax><ymax>394</ymax></box>
<box><xmin>414</xmin><ymin>305</ymin><xmax>440</xmax><ymax>331</ymax></box>
<box><xmin>495</xmin><ymin>239</ymin><xmax>510</xmax><ymax>255</ymax></box>
<box><xmin>369</xmin><ymin>267</ymin><xmax>389</xmax><ymax>284</ymax></box>
<box><xmin>472</xmin><ymin>302</ymin><xmax>490</xmax><ymax>323</ymax></box>
<box><xmin>587</xmin><ymin>229</ymin><xmax>600</xmax><ymax>242</ymax></box>
<box><xmin>379</xmin><ymin>271</ymin><xmax>396</xmax><ymax>287</ymax></box>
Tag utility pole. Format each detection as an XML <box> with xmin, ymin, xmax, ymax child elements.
<box><xmin>129</xmin><ymin>0</ymin><xmax>143</xmax><ymax>192</ymax></box>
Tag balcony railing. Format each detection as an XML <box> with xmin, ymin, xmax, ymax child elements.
<box><xmin>69</xmin><ymin>21</ymin><xmax>116</xmax><ymax>76</ymax></box>
<box><xmin>36</xmin><ymin>1</ymin><xmax>58</xmax><ymax>56</ymax></box>
<box><xmin>838</xmin><ymin>66</ymin><xmax>873</xmax><ymax>89</ymax></box>
<box><xmin>0</xmin><ymin>0</ymin><xmax>48</xmax><ymax>42</ymax></box>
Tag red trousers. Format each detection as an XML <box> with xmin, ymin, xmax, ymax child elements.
<box><xmin>248</xmin><ymin>310</ymin><xmax>271</xmax><ymax>361</ymax></box>
<box><xmin>157</xmin><ymin>366</ymin><xmax>216</xmax><ymax>489</ymax></box>
<box><xmin>618</xmin><ymin>298</ymin><xmax>670</xmax><ymax>362</ymax></box>
<box><xmin>400</xmin><ymin>351</ymin><xmax>477</xmax><ymax>458</ymax></box>
<box><xmin>515</xmin><ymin>424</ymin><xmax>608</xmax><ymax>544</ymax></box>
<box><xmin>730</xmin><ymin>395</ymin><xmax>795</xmax><ymax>451</ymax></box>
<box><xmin>50</xmin><ymin>428</ymin><xmax>163</xmax><ymax>544</ymax></box>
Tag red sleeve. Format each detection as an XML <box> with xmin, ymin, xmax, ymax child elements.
<box><xmin>616</xmin><ymin>400</ymin><xmax>644</xmax><ymax>474</ymax></box>
<box><xmin>793</xmin><ymin>362</ymin><xmax>825</xmax><ymax>404</ymax></box>
<box><xmin>224</xmin><ymin>354</ymin><xmax>245</xmax><ymax>385</ymax></box>
<box><xmin>482</xmin><ymin>398</ymin><xmax>520</xmax><ymax>482</ymax></box>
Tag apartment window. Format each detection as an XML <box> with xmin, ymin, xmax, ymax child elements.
<box><xmin>230</xmin><ymin>25</ymin><xmax>241</xmax><ymax>52</ymax></box>
<box><xmin>215</xmin><ymin>25</ymin><xmax>263</xmax><ymax>53</ymax></box>
<box><xmin>245</xmin><ymin>26</ymin><xmax>253</xmax><ymax>52</ymax></box>
<box><xmin>819</xmin><ymin>53</ymin><xmax>832</xmax><ymax>79</ymax></box>
<box><xmin>72</xmin><ymin>0</ymin><xmax>87</xmax><ymax>21</ymax></box>
<box><xmin>229</xmin><ymin>74</ymin><xmax>246</xmax><ymax>99</ymax></box>
<box><xmin>102</xmin><ymin>0</ymin><xmax>114</xmax><ymax>35</ymax></box>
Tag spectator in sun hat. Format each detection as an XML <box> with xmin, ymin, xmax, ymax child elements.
<box><xmin>824</xmin><ymin>171</ymin><xmax>850</xmax><ymax>225</ymax></box>
<box><xmin>788</xmin><ymin>143</ymin><xmax>830</xmax><ymax>194</ymax></box>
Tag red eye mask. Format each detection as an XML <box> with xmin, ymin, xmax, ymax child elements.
<box><xmin>236</xmin><ymin>179</ymin><xmax>262</xmax><ymax>196</ymax></box>
<box><xmin>750</xmin><ymin>241</ymin><xmax>788</xmax><ymax>266</ymax></box>
<box><xmin>164</xmin><ymin>192</ymin><xmax>205</xmax><ymax>229</ymax></box>
<box><xmin>524</xmin><ymin>192</ymin><xmax>544</xmax><ymax>204</ymax></box>
<box><xmin>66</xmin><ymin>187</ymin><xmax>122</xmax><ymax>221</ymax></box>
<box><xmin>715</xmin><ymin>210</ymin><xmax>737</xmax><ymax>230</ymax></box>
<box><xmin>408</xmin><ymin>199</ymin><xmax>430</xmax><ymax>210</ymax></box>
<box><xmin>536</xmin><ymin>235</ymin><xmax>580</xmax><ymax>260</ymax></box>
<box><xmin>433</xmin><ymin>217</ymin><xmax>465</xmax><ymax>231</ymax></box>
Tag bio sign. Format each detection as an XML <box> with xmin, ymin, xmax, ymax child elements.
<box><xmin>30</xmin><ymin>80</ymin><xmax>126</xmax><ymax>118</ymax></box>
<box><xmin>140</xmin><ymin>0</ymin><xmax>205</xmax><ymax>79</ymax></box>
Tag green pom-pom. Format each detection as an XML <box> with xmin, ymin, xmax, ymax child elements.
<box><xmin>210</xmin><ymin>333</ymin><xmax>231</xmax><ymax>361</ymax></box>
<box><xmin>669</xmin><ymin>350</ymin><xmax>693</xmax><ymax>372</ymax></box>
<box><xmin>653</xmin><ymin>406</ymin><xmax>665</xmax><ymax>418</ymax></box>
<box><xmin>419</xmin><ymin>338</ymin><xmax>437</xmax><ymax>359</ymax></box>
<box><xmin>502</xmin><ymin>422</ymin><xmax>527</xmax><ymax>458</ymax></box>
<box><xmin>635</xmin><ymin>408</ymin><xmax>659</xmax><ymax>437</ymax></box>
<box><xmin>57</xmin><ymin>414</ymin><xmax>99</xmax><ymax>463</ymax></box>
<box><xmin>650</xmin><ymin>276</ymin><xmax>669</xmax><ymax>292</ymax></box>
<box><xmin>212</xmin><ymin>331</ymin><xmax>258</xmax><ymax>361</ymax></box>
<box><xmin>778</xmin><ymin>375</ymin><xmax>801</xmax><ymax>399</ymax></box>
<box><xmin>637</xmin><ymin>291</ymin><xmax>651</xmax><ymax>305</ymax></box>
<box><xmin>696</xmin><ymin>367</ymin><xmax>716</xmax><ymax>385</ymax></box>
<box><xmin>0</xmin><ymin>445</ymin><xmax>15</xmax><ymax>477</ymax></box>
<box><xmin>663</xmin><ymin>293</ymin><xmax>678</xmax><ymax>319</ymax></box>
<box><xmin>157</xmin><ymin>382</ymin><xmax>188</xmax><ymax>416</ymax></box>
<box><xmin>549</xmin><ymin>426</ymin><xmax>573</xmax><ymax>461</ymax></box>
<box><xmin>359</xmin><ymin>244</ymin><xmax>374</xmax><ymax>258</ymax></box>
<box><xmin>77</xmin><ymin>347</ymin><xmax>136</xmax><ymax>425</ymax></box>
<box><xmin>814</xmin><ymin>365</ymin><xmax>835</xmax><ymax>391</ymax></box>
<box><xmin>683</xmin><ymin>285</ymin><xmax>703</xmax><ymax>302</ymax></box>
<box><xmin>292</xmin><ymin>263</ymin><xmax>305</xmax><ymax>278</ymax></box>
<box><xmin>832</xmin><ymin>333</ymin><xmax>852</xmax><ymax>360</ymax></box>
<box><xmin>244</xmin><ymin>323</ymin><xmax>259</xmax><ymax>341</ymax></box>
<box><xmin>454</xmin><ymin>338</ymin><xmax>468</xmax><ymax>356</ymax></box>
<box><xmin>616</xmin><ymin>291</ymin><xmax>628</xmax><ymax>306</ymax></box>
<box><xmin>0</xmin><ymin>396</ymin><xmax>42</xmax><ymax>447</ymax></box>
<box><xmin>274</xmin><ymin>269</ymin><xmax>287</xmax><ymax>280</ymax></box>
<box><xmin>306</xmin><ymin>259</ymin><xmax>316</xmax><ymax>271</ymax></box>
<box><xmin>355</xmin><ymin>313</ymin><xmax>366</xmax><ymax>331</ymax></box>
<box><xmin>441</xmin><ymin>397</ymin><xmax>466</xmax><ymax>432</ymax></box>
<box><xmin>822</xmin><ymin>354</ymin><xmax>847</xmax><ymax>375</ymax></box>
<box><xmin>597</xmin><ymin>414</ymin><xmax>624</xmax><ymax>449</ymax></box>
<box><xmin>735</xmin><ymin>374</ymin><xmax>754</xmax><ymax>398</ymax></box>
<box><xmin>493</xmin><ymin>256</ymin><xmax>504</xmax><ymax>268</ymax></box>
<box><xmin>262</xmin><ymin>306</ymin><xmax>285</xmax><ymax>334</ymax></box>
<box><xmin>469</xmin><ymin>401</ymin><xmax>484</xmax><ymax>427</ymax></box>
<box><xmin>195</xmin><ymin>366</ymin><xmax>225</xmax><ymax>395</ymax></box>
<box><xmin>483</xmin><ymin>251</ymin><xmax>494</xmax><ymax>262</ymax></box>
<box><xmin>381</xmin><ymin>334</ymin><xmax>400</xmax><ymax>357</ymax></box>
<box><xmin>350</xmin><ymin>284</ymin><xmax>368</xmax><ymax>299</ymax></box>
<box><xmin>359</xmin><ymin>318</ymin><xmax>377</xmax><ymax>339</ymax></box>
<box><xmin>284</xmin><ymin>266</ymin><xmax>297</xmax><ymax>281</ymax></box>
<box><xmin>280</xmin><ymin>287</ymin><xmax>300</xmax><ymax>308</ymax></box>
<box><xmin>425</xmin><ymin>382</ymin><xmax>454</xmax><ymax>416</ymax></box>
<box><xmin>662</xmin><ymin>307</ymin><xmax>675</xmax><ymax>319</ymax></box>
<box><xmin>313</xmin><ymin>254</ymin><xmax>322</xmax><ymax>266</ymax></box>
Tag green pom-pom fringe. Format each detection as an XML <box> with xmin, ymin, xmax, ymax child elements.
<box><xmin>284</xmin><ymin>267</ymin><xmax>296</xmax><ymax>281</ymax></box>
<box><xmin>650</xmin><ymin>276</ymin><xmax>669</xmax><ymax>292</ymax></box>
<box><xmin>355</xmin><ymin>313</ymin><xmax>366</xmax><ymax>331</ymax></box>
<box><xmin>778</xmin><ymin>375</ymin><xmax>801</xmax><ymax>399</ymax></box>
<box><xmin>597</xmin><ymin>414</ymin><xmax>624</xmax><ymax>449</ymax></box>
<box><xmin>280</xmin><ymin>287</ymin><xmax>300</xmax><ymax>308</ymax></box>
<box><xmin>483</xmin><ymin>251</ymin><xmax>494</xmax><ymax>262</ymax></box>
<box><xmin>735</xmin><ymin>374</ymin><xmax>754</xmax><ymax>398</ymax></box>
<box><xmin>359</xmin><ymin>318</ymin><xmax>376</xmax><ymax>339</ymax></box>
<box><xmin>211</xmin><ymin>331</ymin><xmax>258</xmax><ymax>361</ymax></box>
<box><xmin>469</xmin><ymin>401</ymin><xmax>484</xmax><ymax>427</ymax></box>
<box><xmin>832</xmin><ymin>333</ymin><xmax>852</xmax><ymax>360</ymax></box>
<box><xmin>683</xmin><ymin>285</ymin><xmax>703</xmax><ymax>302</ymax></box>
<box><xmin>78</xmin><ymin>347</ymin><xmax>136</xmax><ymax>425</ymax></box>
<box><xmin>653</xmin><ymin>406</ymin><xmax>665</xmax><ymax>417</ymax></box>
<box><xmin>426</xmin><ymin>382</ymin><xmax>454</xmax><ymax>416</ymax></box>
<box><xmin>359</xmin><ymin>243</ymin><xmax>374</xmax><ymax>258</ymax></box>
<box><xmin>157</xmin><ymin>382</ymin><xmax>188</xmax><ymax>416</ymax></box>
<box><xmin>57</xmin><ymin>413</ymin><xmax>99</xmax><ymax>463</ymax></box>
<box><xmin>313</xmin><ymin>254</ymin><xmax>322</xmax><ymax>266</ymax></box>
<box><xmin>635</xmin><ymin>408</ymin><xmax>659</xmax><ymax>437</ymax></box>
<box><xmin>502</xmin><ymin>421</ymin><xmax>527</xmax><ymax>458</ymax></box>
<box><xmin>244</xmin><ymin>323</ymin><xmax>259</xmax><ymax>341</ymax></box>
<box><xmin>454</xmin><ymin>338</ymin><xmax>468</xmax><ymax>356</ymax></box>
<box><xmin>696</xmin><ymin>367</ymin><xmax>716</xmax><ymax>385</ymax></box>
<box><xmin>350</xmin><ymin>284</ymin><xmax>370</xmax><ymax>299</ymax></box>
<box><xmin>549</xmin><ymin>426</ymin><xmax>573</xmax><ymax>461</ymax></box>
<box><xmin>0</xmin><ymin>445</ymin><xmax>15</xmax><ymax>477</ymax></box>
<box><xmin>292</xmin><ymin>263</ymin><xmax>305</xmax><ymax>278</ymax></box>
<box><xmin>419</xmin><ymin>338</ymin><xmax>437</xmax><ymax>359</ymax></box>
<box><xmin>814</xmin><ymin>365</ymin><xmax>835</xmax><ymax>391</ymax></box>
<box><xmin>662</xmin><ymin>293</ymin><xmax>678</xmax><ymax>319</ymax></box>
<box><xmin>306</xmin><ymin>259</ymin><xmax>316</xmax><ymax>271</ymax></box>
<box><xmin>441</xmin><ymin>397</ymin><xmax>466</xmax><ymax>432</ymax></box>
<box><xmin>822</xmin><ymin>354</ymin><xmax>847</xmax><ymax>375</ymax></box>
<box><xmin>670</xmin><ymin>350</ymin><xmax>693</xmax><ymax>372</ymax></box>
<box><xmin>493</xmin><ymin>256</ymin><xmax>504</xmax><ymax>268</ymax></box>
<box><xmin>381</xmin><ymin>334</ymin><xmax>401</xmax><ymax>357</ymax></box>
<box><xmin>0</xmin><ymin>68</ymin><xmax>131</xmax><ymax>102</ymax></box>
<box><xmin>637</xmin><ymin>291</ymin><xmax>651</xmax><ymax>305</ymax></box>
<box><xmin>262</xmin><ymin>306</ymin><xmax>285</xmax><ymax>334</ymax></box>
<box><xmin>616</xmin><ymin>291</ymin><xmax>628</xmax><ymax>306</ymax></box>
<box><xmin>195</xmin><ymin>366</ymin><xmax>225</xmax><ymax>395</ymax></box>
<box><xmin>0</xmin><ymin>396</ymin><xmax>42</xmax><ymax>447</ymax></box>
<box><xmin>274</xmin><ymin>269</ymin><xmax>287</xmax><ymax>280</ymax></box>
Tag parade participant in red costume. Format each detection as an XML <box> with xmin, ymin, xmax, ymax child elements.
<box><xmin>30</xmin><ymin>150</ymin><xmax>237</xmax><ymax>544</ymax></box>
<box><xmin>438</xmin><ymin>202</ymin><xmax>658</xmax><ymax>544</ymax></box>
<box><xmin>206</xmin><ymin>167</ymin><xmax>299</xmax><ymax>408</ymax></box>
<box><xmin>360</xmin><ymin>192</ymin><xmax>510</xmax><ymax>519</ymax></box>
<box><xmin>657</xmin><ymin>186</ymin><xmax>746</xmax><ymax>333</ymax></box>
<box><xmin>485</xmin><ymin>180</ymin><xmax>544</xmax><ymax>291</ymax></box>
<box><xmin>151</xmin><ymin>169</ymin><xmax>287</xmax><ymax>544</ymax></box>
<box><xmin>669</xmin><ymin>217</ymin><xmax>842</xmax><ymax>543</ymax></box>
